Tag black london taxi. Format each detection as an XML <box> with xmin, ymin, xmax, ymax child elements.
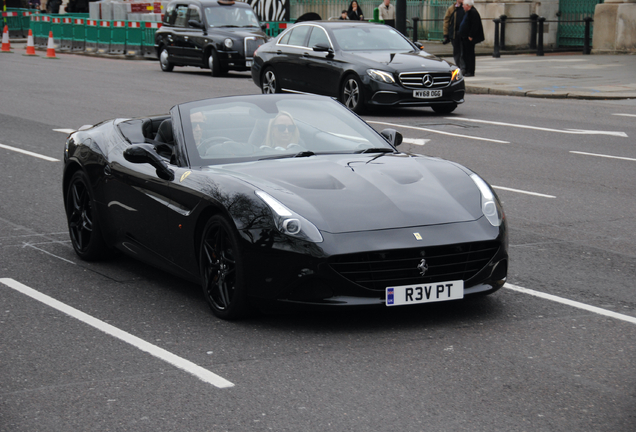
<box><xmin>155</xmin><ymin>0</ymin><xmax>269</xmax><ymax>76</ymax></box>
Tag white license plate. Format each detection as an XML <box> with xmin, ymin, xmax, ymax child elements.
<box><xmin>246</xmin><ymin>60</ymin><xmax>253</xmax><ymax>67</ymax></box>
<box><xmin>386</xmin><ymin>280</ymin><xmax>464</xmax><ymax>306</ymax></box>
<box><xmin>413</xmin><ymin>89</ymin><xmax>442</xmax><ymax>99</ymax></box>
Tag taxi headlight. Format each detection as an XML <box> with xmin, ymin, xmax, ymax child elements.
<box><xmin>470</xmin><ymin>174</ymin><xmax>503</xmax><ymax>227</ymax></box>
<box><xmin>256</xmin><ymin>191</ymin><xmax>323</xmax><ymax>243</ymax></box>
<box><xmin>367</xmin><ymin>69</ymin><xmax>396</xmax><ymax>84</ymax></box>
<box><xmin>224</xmin><ymin>38</ymin><xmax>233</xmax><ymax>49</ymax></box>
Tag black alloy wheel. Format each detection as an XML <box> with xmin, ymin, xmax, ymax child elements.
<box><xmin>199</xmin><ymin>215</ymin><xmax>249</xmax><ymax>320</ymax></box>
<box><xmin>65</xmin><ymin>171</ymin><xmax>109</xmax><ymax>261</ymax></box>
<box><xmin>159</xmin><ymin>47</ymin><xmax>174</xmax><ymax>72</ymax></box>
<box><xmin>432</xmin><ymin>103</ymin><xmax>458</xmax><ymax>114</ymax></box>
<box><xmin>341</xmin><ymin>74</ymin><xmax>365</xmax><ymax>114</ymax></box>
<box><xmin>261</xmin><ymin>67</ymin><xmax>279</xmax><ymax>94</ymax></box>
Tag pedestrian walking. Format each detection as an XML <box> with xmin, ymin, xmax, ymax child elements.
<box><xmin>443</xmin><ymin>0</ymin><xmax>465</xmax><ymax>73</ymax></box>
<box><xmin>458</xmin><ymin>0</ymin><xmax>484</xmax><ymax>77</ymax></box>
<box><xmin>378</xmin><ymin>0</ymin><xmax>395</xmax><ymax>28</ymax></box>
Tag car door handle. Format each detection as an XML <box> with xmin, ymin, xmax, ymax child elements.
<box><xmin>276</xmin><ymin>50</ymin><xmax>283</xmax><ymax>55</ymax></box>
<box><xmin>303</xmin><ymin>52</ymin><xmax>310</xmax><ymax>57</ymax></box>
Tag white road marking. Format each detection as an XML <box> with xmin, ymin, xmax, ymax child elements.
<box><xmin>504</xmin><ymin>283</ymin><xmax>636</xmax><ymax>326</ymax></box>
<box><xmin>23</xmin><ymin>243</ymin><xmax>76</xmax><ymax>265</ymax></box>
<box><xmin>368</xmin><ymin>121</ymin><xmax>510</xmax><ymax>144</ymax></box>
<box><xmin>402</xmin><ymin>138</ymin><xmax>430</xmax><ymax>146</ymax></box>
<box><xmin>0</xmin><ymin>143</ymin><xmax>60</xmax><ymax>162</ymax></box>
<box><xmin>448</xmin><ymin>117</ymin><xmax>628</xmax><ymax>137</ymax></box>
<box><xmin>612</xmin><ymin>113</ymin><xmax>636</xmax><ymax>118</ymax></box>
<box><xmin>53</xmin><ymin>128</ymin><xmax>76</xmax><ymax>134</ymax></box>
<box><xmin>570</xmin><ymin>151</ymin><xmax>636</xmax><ymax>162</ymax></box>
<box><xmin>493</xmin><ymin>185</ymin><xmax>556</xmax><ymax>199</ymax></box>
<box><xmin>0</xmin><ymin>278</ymin><xmax>235</xmax><ymax>389</ymax></box>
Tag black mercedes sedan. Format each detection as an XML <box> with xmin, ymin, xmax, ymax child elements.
<box><xmin>251</xmin><ymin>21</ymin><xmax>465</xmax><ymax>113</ymax></box>
<box><xmin>63</xmin><ymin>94</ymin><xmax>506</xmax><ymax>320</ymax></box>
<box><xmin>155</xmin><ymin>0</ymin><xmax>269</xmax><ymax>76</ymax></box>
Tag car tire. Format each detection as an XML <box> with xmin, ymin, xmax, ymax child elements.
<box><xmin>261</xmin><ymin>67</ymin><xmax>280</xmax><ymax>94</ymax></box>
<box><xmin>199</xmin><ymin>215</ymin><xmax>250</xmax><ymax>320</ymax></box>
<box><xmin>208</xmin><ymin>49</ymin><xmax>226</xmax><ymax>77</ymax></box>
<box><xmin>341</xmin><ymin>74</ymin><xmax>365</xmax><ymax>114</ymax></box>
<box><xmin>159</xmin><ymin>47</ymin><xmax>174</xmax><ymax>72</ymax></box>
<box><xmin>432</xmin><ymin>103</ymin><xmax>457</xmax><ymax>114</ymax></box>
<box><xmin>65</xmin><ymin>171</ymin><xmax>110</xmax><ymax>261</ymax></box>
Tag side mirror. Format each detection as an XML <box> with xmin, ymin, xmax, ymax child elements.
<box><xmin>188</xmin><ymin>19</ymin><xmax>204</xmax><ymax>29</ymax></box>
<box><xmin>380</xmin><ymin>128</ymin><xmax>403</xmax><ymax>147</ymax></box>
<box><xmin>261</xmin><ymin>23</ymin><xmax>268</xmax><ymax>31</ymax></box>
<box><xmin>124</xmin><ymin>144</ymin><xmax>175</xmax><ymax>181</ymax></box>
<box><xmin>415</xmin><ymin>41</ymin><xmax>424</xmax><ymax>50</ymax></box>
<box><xmin>312</xmin><ymin>43</ymin><xmax>334</xmax><ymax>55</ymax></box>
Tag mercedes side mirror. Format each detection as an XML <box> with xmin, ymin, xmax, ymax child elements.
<box><xmin>312</xmin><ymin>43</ymin><xmax>334</xmax><ymax>56</ymax></box>
<box><xmin>124</xmin><ymin>144</ymin><xmax>175</xmax><ymax>181</ymax></box>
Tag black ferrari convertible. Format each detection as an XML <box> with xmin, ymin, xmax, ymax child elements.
<box><xmin>63</xmin><ymin>94</ymin><xmax>507</xmax><ymax>320</ymax></box>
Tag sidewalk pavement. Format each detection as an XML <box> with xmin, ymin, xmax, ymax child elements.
<box><xmin>8</xmin><ymin>37</ymin><xmax>636</xmax><ymax>100</ymax></box>
<box><xmin>424</xmin><ymin>41</ymin><xmax>636</xmax><ymax>100</ymax></box>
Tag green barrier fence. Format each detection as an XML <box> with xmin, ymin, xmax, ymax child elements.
<box><xmin>3</xmin><ymin>9</ymin><xmax>26</xmax><ymax>38</ymax></box>
<box><xmin>71</xmin><ymin>17</ymin><xmax>85</xmax><ymax>51</ymax></box>
<box><xmin>263</xmin><ymin>21</ymin><xmax>288</xmax><ymax>38</ymax></box>
<box><xmin>126</xmin><ymin>21</ymin><xmax>143</xmax><ymax>57</ymax></box>
<box><xmin>60</xmin><ymin>16</ymin><xmax>74</xmax><ymax>50</ymax></box>
<box><xmin>110</xmin><ymin>20</ymin><xmax>127</xmax><ymax>54</ymax></box>
<box><xmin>97</xmin><ymin>20</ymin><xmax>111</xmax><ymax>54</ymax></box>
<box><xmin>84</xmin><ymin>19</ymin><xmax>98</xmax><ymax>53</ymax></box>
<box><xmin>50</xmin><ymin>16</ymin><xmax>64</xmax><ymax>48</ymax></box>
<box><xmin>141</xmin><ymin>21</ymin><xmax>161</xmax><ymax>57</ymax></box>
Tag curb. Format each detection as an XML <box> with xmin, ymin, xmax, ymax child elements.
<box><xmin>466</xmin><ymin>86</ymin><xmax>636</xmax><ymax>100</ymax></box>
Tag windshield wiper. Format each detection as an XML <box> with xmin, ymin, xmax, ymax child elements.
<box><xmin>355</xmin><ymin>148</ymin><xmax>395</xmax><ymax>154</ymax></box>
<box><xmin>259</xmin><ymin>151</ymin><xmax>315</xmax><ymax>160</ymax></box>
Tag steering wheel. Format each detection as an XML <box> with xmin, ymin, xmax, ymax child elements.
<box><xmin>198</xmin><ymin>136</ymin><xmax>233</xmax><ymax>155</ymax></box>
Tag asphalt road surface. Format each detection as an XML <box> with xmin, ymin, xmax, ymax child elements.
<box><xmin>1</xmin><ymin>54</ymin><xmax>635</xmax><ymax>432</ymax></box>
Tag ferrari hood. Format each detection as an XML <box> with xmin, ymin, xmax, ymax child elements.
<box><xmin>223</xmin><ymin>154</ymin><xmax>483</xmax><ymax>234</ymax></box>
<box><xmin>345</xmin><ymin>51</ymin><xmax>449</xmax><ymax>72</ymax></box>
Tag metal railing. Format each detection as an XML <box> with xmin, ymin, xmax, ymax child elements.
<box><xmin>492</xmin><ymin>14</ymin><xmax>594</xmax><ymax>57</ymax></box>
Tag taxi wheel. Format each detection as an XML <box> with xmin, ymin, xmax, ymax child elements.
<box><xmin>261</xmin><ymin>68</ymin><xmax>280</xmax><ymax>94</ymax></box>
<box><xmin>208</xmin><ymin>50</ymin><xmax>226</xmax><ymax>77</ymax></box>
<box><xmin>341</xmin><ymin>74</ymin><xmax>365</xmax><ymax>114</ymax></box>
<box><xmin>159</xmin><ymin>47</ymin><xmax>174</xmax><ymax>72</ymax></box>
<box><xmin>432</xmin><ymin>103</ymin><xmax>457</xmax><ymax>114</ymax></box>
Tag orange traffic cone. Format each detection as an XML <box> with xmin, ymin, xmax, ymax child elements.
<box><xmin>24</xmin><ymin>29</ymin><xmax>37</xmax><ymax>56</ymax></box>
<box><xmin>1</xmin><ymin>25</ymin><xmax>12</xmax><ymax>53</ymax></box>
<box><xmin>44</xmin><ymin>31</ymin><xmax>58</xmax><ymax>59</ymax></box>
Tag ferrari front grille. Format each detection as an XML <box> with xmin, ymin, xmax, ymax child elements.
<box><xmin>328</xmin><ymin>240</ymin><xmax>499</xmax><ymax>291</ymax></box>
<box><xmin>399</xmin><ymin>72</ymin><xmax>452</xmax><ymax>89</ymax></box>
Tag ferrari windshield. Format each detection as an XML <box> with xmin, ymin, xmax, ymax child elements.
<box><xmin>332</xmin><ymin>26</ymin><xmax>415</xmax><ymax>51</ymax></box>
<box><xmin>179</xmin><ymin>95</ymin><xmax>394</xmax><ymax>166</ymax></box>
<box><xmin>204</xmin><ymin>6</ymin><xmax>260</xmax><ymax>28</ymax></box>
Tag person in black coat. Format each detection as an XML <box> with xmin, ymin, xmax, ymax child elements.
<box><xmin>458</xmin><ymin>0</ymin><xmax>484</xmax><ymax>77</ymax></box>
<box><xmin>347</xmin><ymin>0</ymin><xmax>364</xmax><ymax>21</ymax></box>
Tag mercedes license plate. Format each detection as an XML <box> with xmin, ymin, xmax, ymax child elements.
<box><xmin>386</xmin><ymin>280</ymin><xmax>464</xmax><ymax>306</ymax></box>
<box><xmin>413</xmin><ymin>89</ymin><xmax>442</xmax><ymax>99</ymax></box>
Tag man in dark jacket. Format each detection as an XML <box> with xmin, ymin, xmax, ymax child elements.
<box><xmin>443</xmin><ymin>1</ymin><xmax>465</xmax><ymax>73</ymax></box>
<box><xmin>458</xmin><ymin>0</ymin><xmax>484</xmax><ymax>77</ymax></box>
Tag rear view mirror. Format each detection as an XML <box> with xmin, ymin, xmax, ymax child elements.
<box><xmin>124</xmin><ymin>144</ymin><xmax>175</xmax><ymax>181</ymax></box>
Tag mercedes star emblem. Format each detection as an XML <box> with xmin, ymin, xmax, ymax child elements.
<box><xmin>422</xmin><ymin>74</ymin><xmax>433</xmax><ymax>87</ymax></box>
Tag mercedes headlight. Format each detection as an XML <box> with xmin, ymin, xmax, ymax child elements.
<box><xmin>255</xmin><ymin>191</ymin><xmax>323</xmax><ymax>243</ymax></box>
<box><xmin>451</xmin><ymin>67</ymin><xmax>463</xmax><ymax>82</ymax></box>
<box><xmin>224</xmin><ymin>38</ymin><xmax>233</xmax><ymax>49</ymax></box>
<box><xmin>367</xmin><ymin>69</ymin><xmax>395</xmax><ymax>84</ymax></box>
<box><xmin>470</xmin><ymin>174</ymin><xmax>503</xmax><ymax>227</ymax></box>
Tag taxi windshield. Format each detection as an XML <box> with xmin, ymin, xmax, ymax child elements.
<box><xmin>204</xmin><ymin>6</ymin><xmax>260</xmax><ymax>28</ymax></box>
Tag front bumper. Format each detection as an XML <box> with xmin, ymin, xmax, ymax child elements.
<box><xmin>362</xmin><ymin>74</ymin><xmax>465</xmax><ymax>108</ymax></box>
<box><xmin>239</xmin><ymin>216</ymin><xmax>507</xmax><ymax>310</ymax></box>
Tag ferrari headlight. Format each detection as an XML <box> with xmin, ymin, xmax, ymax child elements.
<box><xmin>224</xmin><ymin>38</ymin><xmax>233</xmax><ymax>49</ymax></box>
<box><xmin>451</xmin><ymin>67</ymin><xmax>463</xmax><ymax>82</ymax></box>
<box><xmin>367</xmin><ymin>69</ymin><xmax>395</xmax><ymax>84</ymax></box>
<box><xmin>256</xmin><ymin>191</ymin><xmax>323</xmax><ymax>243</ymax></box>
<box><xmin>470</xmin><ymin>174</ymin><xmax>503</xmax><ymax>227</ymax></box>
